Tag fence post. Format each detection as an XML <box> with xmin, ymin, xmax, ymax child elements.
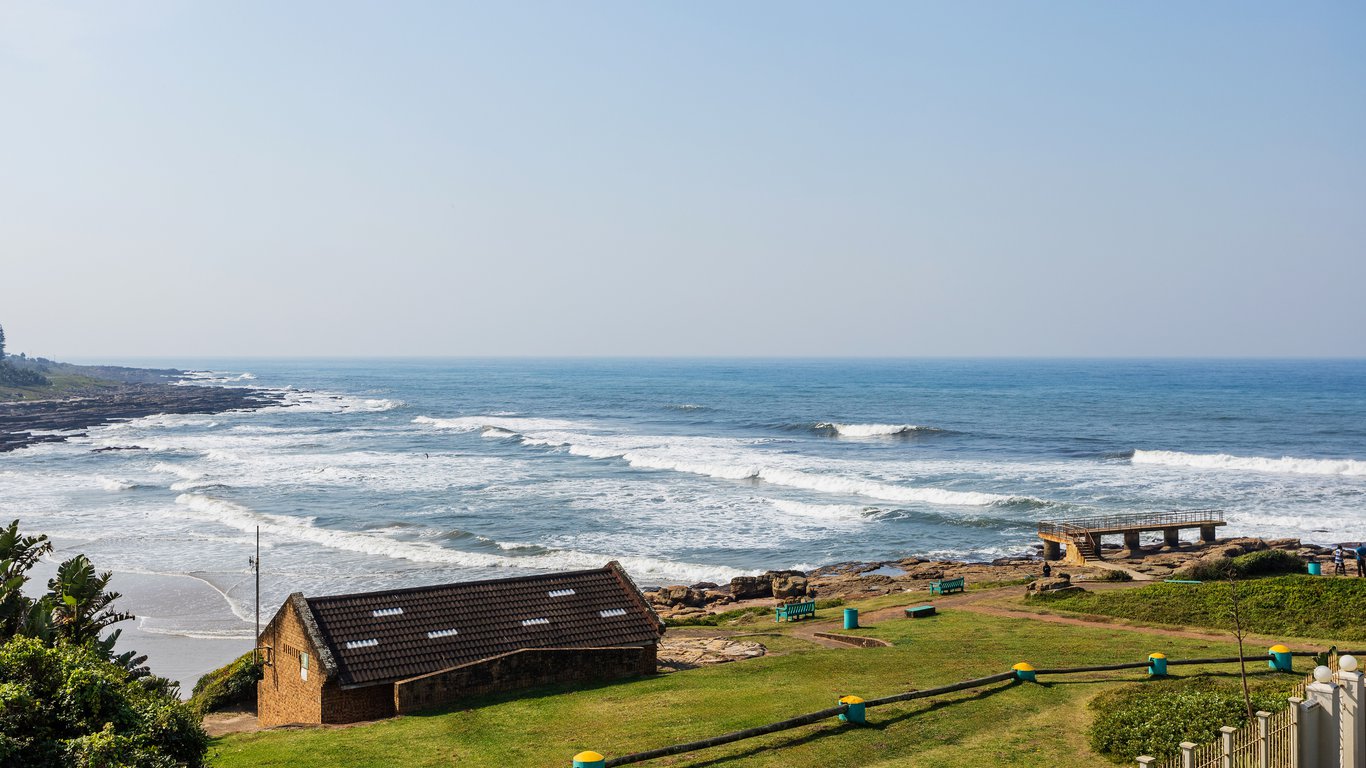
<box><xmin>1137</xmin><ymin>757</ymin><xmax>1157</xmax><ymax>767</ymax></box>
<box><xmin>1181</xmin><ymin>741</ymin><xmax>1197</xmax><ymax>768</ymax></box>
<box><xmin>1256</xmin><ymin>710</ymin><xmax>1271</xmax><ymax>768</ymax></box>
<box><xmin>1220</xmin><ymin>725</ymin><xmax>1236</xmax><ymax>768</ymax></box>
<box><xmin>1295</xmin><ymin>698</ymin><xmax>1321</xmax><ymax>768</ymax></box>
<box><xmin>1308</xmin><ymin>673</ymin><xmax>1342</xmax><ymax>768</ymax></box>
<box><xmin>1338</xmin><ymin>658</ymin><xmax>1365</xmax><ymax>768</ymax></box>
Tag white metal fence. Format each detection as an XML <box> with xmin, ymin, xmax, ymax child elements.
<box><xmin>1137</xmin><ymin>662</ymin><xmax>1363</xmax><ymax>768</ymax></box>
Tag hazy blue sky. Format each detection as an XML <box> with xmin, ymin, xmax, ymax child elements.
<box><xmin>2</xmin><ymin>2</ymin><xmax>1363</xmax><ymax>358</ymax></box>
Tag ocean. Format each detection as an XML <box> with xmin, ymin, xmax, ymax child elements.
<box><xmin>3</xmin><ymin>358</ymin><xmax>1364</xmax><ymax>645</ymax></box>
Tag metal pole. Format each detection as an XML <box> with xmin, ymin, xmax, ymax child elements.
<box><xmin>254</xmin><ymin>526</ymin><xmax>260</xmax><ymax>663</ymax></box>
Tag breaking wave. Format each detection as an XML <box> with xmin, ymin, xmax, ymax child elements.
<box><xmin>767</xmin><ymin>499</ymin><xmax>878</xmax><ymax>520</ymax></box>
<box><xmin>414</xmin><ymin>414</ymin><xmax>1043</xmax><ymax>508</ymax></box>
<box><xmin>1132</xmin><ymin>450</ymin><xmax>1366</xmax><ymax>477</ymax></box>
<box><xmin>97</xmin><ymin>477</ymin><xmax>136</xmax><ymax>491</ymax></box>
<box><xmin>172</xmin><ymin>493</ymin><xmax>745</xmax><ymax>583</ymax></box>
<box><xmin>814</xmin><ymin>422</ymin><xmax>943</xmax><ymax>437</ymax></box>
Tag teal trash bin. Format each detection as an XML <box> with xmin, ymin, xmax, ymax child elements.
<box><xmin>843</xmin><ymin>608</ymin><xmax>859</xmax><ymax>630</ymax></box>
<box><xmin>1307</xmin><ymin>561</ymin><xmax>1322</xmax><ymax>575</ymax></box>
<box><xmin>838</xmin><ymin>695</ymin><xmax>866</xmax><ymax>724</ymax></box>
<box><xmin>1148</xmin><ymin>653</ymin><xmax>1168</xmax><ymax>676</ymax></box>
<box><xmin>1268</xmin><ymin>645</ymin><xmax>1293</xmax><ymax>672</ymax></box>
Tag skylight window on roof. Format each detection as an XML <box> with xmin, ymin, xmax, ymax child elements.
<box><xmin>372</xmin><ymin>607</ymin><xmax>404</xmax><ymax>617</ymax></box>
<box><xmin>599</xmin><ymin>608</ymin><xmax>627</xmax><ymax>618</ymax></box>
<box><xmin>345</xmin><ymin>638</ymin><xmax>379</xmax><ymax>649</ymax></box>
<box><xmin>547</xmin><ymin>588</ymin><xmax>576</xmax><ymax>598</ymax></box>
<box><xmin>427</xmin><ymin>628</ymin><xmax>459</xmax><ymax>639</ymax></box>
<box><xmin>521</xmin><ymin>618</ymin><xmax>550</xmax><ymax>626</ymax></box>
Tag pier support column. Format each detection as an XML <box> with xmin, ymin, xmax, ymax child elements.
<box><xmin>1124</xmin><ymin>531</ymin><xmax>1142</xmax><ymax>556</ymax></box>
<box><xmin>1200</xmin><ymin>524</ymin><xmax>1217</xmax><ymax>543</ymax></box>
<box><xmin>1163</xmin><ymin>528</ymin><xmax>1181</xmax><ymax>549</ymax></box>
<box><xmin>1043</xmin><ymin>540</ymin><xmax>1061</xmax><ymax>561</ymax></box>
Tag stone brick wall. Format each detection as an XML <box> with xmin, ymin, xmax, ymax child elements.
<box><xmin>393</xmin><ymin>645</ymin><xmax>655</xmax><ymax>715</ymax></box>
<box><xmin>321</xmin><ymin>681</ymin><xmax>396</xmax><ymax>724</ymax></box>
<box><xmin>258</xmin><ymin>601</ymin><xmax>325</xmax><ymax>727</ymax></box>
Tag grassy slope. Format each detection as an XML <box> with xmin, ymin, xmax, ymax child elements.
<box><xmin>0</xmin><ymin>371</ymin><xmax>125</xmax><ymax>400</ymax></box>
<box><xmin>214</xmin><ymin>604</ymin><xmax>1268</xmax><ymax>768</ymax></box>
<box><xmin>1024</xmin><ymin>575</ymin><xmax>1366</xmax><ymax>642</ymax></box>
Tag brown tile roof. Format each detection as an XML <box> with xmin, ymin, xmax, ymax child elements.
<box><xmin>301</xmin><ymin>562</ymin><xmax>664</xmax><ymax>687</ymax></box>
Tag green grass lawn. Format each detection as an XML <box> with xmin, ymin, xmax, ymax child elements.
<box><xmin>1023</xmin><ymin>575</ymin><xmax>1366</xmax><ymax>643</ymax></box>
<box><xmin>214</xmin><ymin>602</ymin><xmax>1268</xmax><ymax>768</ymax></box>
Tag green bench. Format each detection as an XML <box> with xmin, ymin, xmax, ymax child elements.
<box><xmin>905</xmin><ymin>605</ymin><xmax>936</xmax><ymax>618</ymax></box>
<box><xmin>775</xmin><ymin>599</ymin><xmax>816</xmax><ymax>622</ymax></box>
<box><xmin>929</xmin><ymin>577</ymin><xmax>965</xmax><ymax>595</ymax></box>
<box><xmin>1164</xmin><ymin>579</ymin><xmax>1202</xmax><ymax>584</ymax></box>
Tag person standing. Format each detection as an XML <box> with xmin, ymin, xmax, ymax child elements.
<box><xmin>1334</xmin><ymin>545</ymin><xmax>1347</xmax><ymax>576</ymax></box>
<box><xmin>1356</xmin><ymin>543</ymin><xmax>1366</xmax><ymax>577</ymax></box>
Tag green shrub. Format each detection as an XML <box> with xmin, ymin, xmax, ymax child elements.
<box><xmin>1235</xmin><ymin>549</ymin><xmax>1305</xmax><ymax>577</ymax></box>
<box><xmin>1088</xmin><ymin>569</ymin><xmax>1134</xmax><ymax>582</ymax></box>
<box><xmin>188</xmin><ymin>652</ymin><xmax>263</xmax><ymax>715</ymax></box>
<box><xmin>1088</xmin><ymin>673</ymin><xmax>1297</xmax><ymax>762</ymax></box>
<box><xmin>1175</xmin><ymin>549</ymin><xmax>1305</xmax><ymax>581</ymax></box>
<box><xmin>0</xmin><ymin>635</ymin><xmax>208</xmax><ymax>768</ymax></box>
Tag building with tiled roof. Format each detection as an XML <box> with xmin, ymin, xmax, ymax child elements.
<box><xmin>256</xmin><ymin>562</ymin><xmax>666</xmax><ymax>726</ymax></box>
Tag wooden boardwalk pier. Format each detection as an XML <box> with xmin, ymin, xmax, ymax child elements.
<box><xmin>1037</xmin><ymin>510</ymin><xmax>1226</xmax><ymax>566</ymax></box>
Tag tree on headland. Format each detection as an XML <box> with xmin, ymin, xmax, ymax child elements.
<box><xmin>0</xmin><ymin>323</ymin><xmax>50</xmax><ymax>388</ymax></box>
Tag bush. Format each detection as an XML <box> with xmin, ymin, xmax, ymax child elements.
<box><xmin>0</xmin><ymin>636</ymin><xmax>208</xmax><ymax>768</ymax></box>
<box><xmin>1088</xmin><ymin>569</ymin><xmax>1134</xmax><ymax>582</ymax></box>
<box><xmin>188</xmin><ymin>652</ymin><xmax>263</xmax><ymax>715</ymax></box>
<box><xmin>1236</xmin><ymin>549</ymin><xmax>1305</xmax><ymax>577</ymax></box>
<box><xmin>1088</xmin><ymin>673</ymin><xmax>1297</xmax><ymax>762</ymax></box>
<box><xmin>1175</xmin><ymin>549</ymin><xmax>1305</xmax><ymax>581</ymax></box>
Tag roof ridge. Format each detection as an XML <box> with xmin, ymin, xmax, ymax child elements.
<box><xmin>304</xmin><ymin>564</ymin><xmax>618</xmax><ymax>605</ymax></box>
<box><xmin>605</xmin><ymin>560</ymin><xmax>666</xmax><ymax>636</ymax></box>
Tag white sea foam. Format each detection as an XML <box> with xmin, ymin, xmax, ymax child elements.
<box><xmin>416</xmin><ymin>414</ymin><xmax>1041</xmax><ymax>508</ymax></box>
<box><xmin>172</xmin><ymin>493</ymin><xmax>745</xmax><ymax>583</ymax></box>
<box><xmin>264</xmin><ymin>391</ymin><xmax>402</xmax><ymax>414</ymax></box>
<box><xmin>1132</xmin><ymin>450</ymin><xmax>1366</xmax><ymax>477</ymax></box>
<box><xmin>104</xmin><ymin>415</ymin><xmax>220</xmax><ymax>431</ymax></box>
<box><xmin>767</xmin><ymin>499</ymin><xmax>873</xmax><ymax>520</ymax></box>
<box><xmin>177</xmin><ymin>370</ymin><xmax>257</xmax><ymax>384</ymax></box>
<box><xmin>97</xmin><ymin>476</ymin><xmax>135</xmax><ymax>491</ymax></box>
<box><xmin>817</xmin><ymin>422</ymin><xmax>933</xmax><ymax>437</ymax></box>
<box><xmin>134</xmin><ymin>621</ymin><xmax>256</xmax><ymax>641</ymax></box>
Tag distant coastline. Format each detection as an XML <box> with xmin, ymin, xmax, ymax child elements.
<box><xmin>0</xmin><ymin>360</ymin><xmax>283</xmax><ymax>452</ymax></box>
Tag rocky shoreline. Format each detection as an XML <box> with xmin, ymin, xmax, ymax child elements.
<box><xmin>643</xmin><ymin>536</ymin><xmax>1335</xmax><ymax>621</ymax></box>
<box><xmin>0</xmin><ymin>383</ymin><xmax>284</xmax><ymax>452</ymax></box>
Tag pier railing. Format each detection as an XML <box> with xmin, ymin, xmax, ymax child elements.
<box><xmin>1038</xmin><ymin>510</ymin><xmax>1225</xmax><ymax>538</ymax></box>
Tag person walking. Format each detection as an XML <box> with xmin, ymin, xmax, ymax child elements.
<box><xmin>1334</xmin><ymin>545</ymin><xmax>1347</xmax><ymax>576</ymax></box>
<box><xmin>1356</xmin><ymin>543</ymin><xmax>1366</xmax><ymax>577</ymax></box>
